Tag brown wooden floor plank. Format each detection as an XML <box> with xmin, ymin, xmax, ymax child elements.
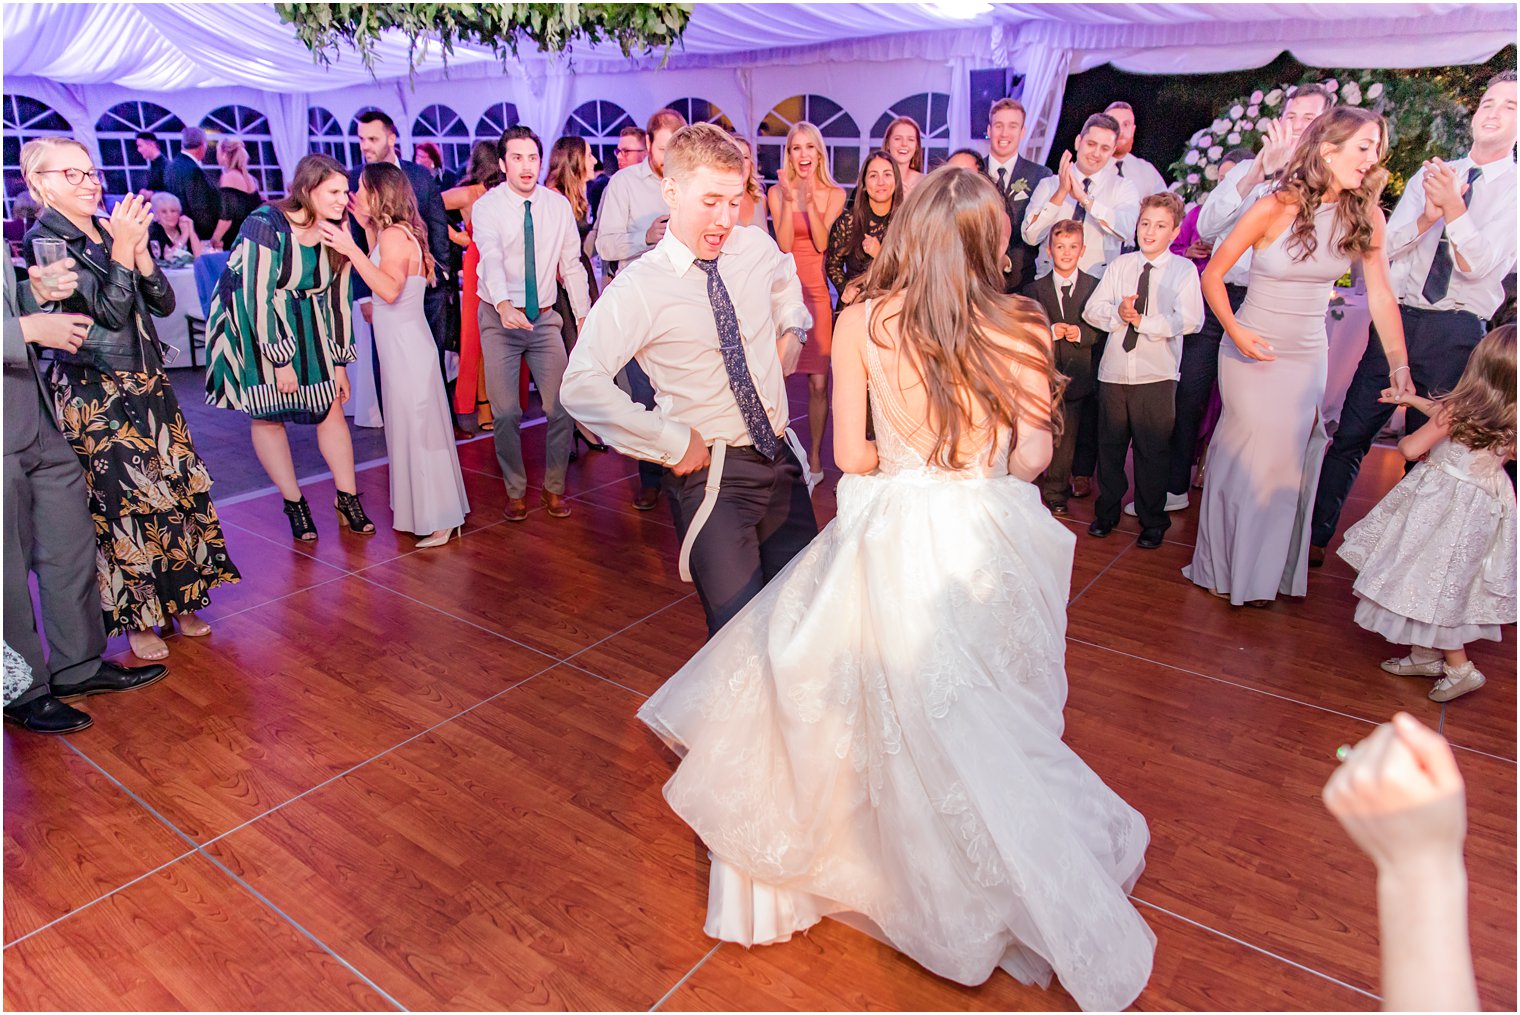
<box><xmin>68</xmin><ymin>576</ymin><xmax>556</xmax><ymax>842</ymax></box>
<box><xmin>3</xmin><ymin>735</ymin><xmax>191</xmax><ymax>943</ymax></box>
<box><xmin>195</xmin><ymin>518</ymin><xmax>350</xmax><ymax>623</ymax></box>
<box><xmin>203</xmin><ymin>667</ymin><xmax>712</xmax><ymax>1010</ymax></box>
<box><xmin>2</xmin><ymin>853</ymin><xmax>394</xmax><ymax>1011</ymax></box>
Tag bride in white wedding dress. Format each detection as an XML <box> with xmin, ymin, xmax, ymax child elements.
<box><xmin>638</xmin><ymin>168</ymin><xmax>1155</xmax><ymax>1011</ymax></box>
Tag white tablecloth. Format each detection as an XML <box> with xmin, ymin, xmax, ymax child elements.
<box><xmin>156</xmin><ymin>267</ymin><xmax>201</xmax><ymax>368</ymax></box>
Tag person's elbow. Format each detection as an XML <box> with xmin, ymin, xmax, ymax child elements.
<box><xmin>833</xmin><ymin>443</ymin><xmax>877</xmax><ymax>475</ymax></box>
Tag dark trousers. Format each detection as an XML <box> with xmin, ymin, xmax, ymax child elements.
<box><xmin>1310</xmin><ymin>305</ymin><xmax>1485</xmax><ymax>547</ymax></box>
<box><xmin>1043</xmin><ymin>395</ymin><xmax>1089</xmax><ymax>506</ymax></box>
<box><xmin>3</xmin><ymin>420</ymin><xmax>105</xmax><ymax>705</ymax></box>
<box><xmin>625</xmin><ymin>358</ymin><xmax>665</xmax><ymax>492</ymax></box>
<box><xmin>1168</xmin><ymin>283</ymin><xmax>1246</xmax><ymax>495</ymax></box>
<box><xmin>665</xmin><ymin>443</ymin><xmax>818</xmax><ymax>637</ymax></box>
<box><xmin>1095</xmin><ymin>379</ymin><xmax>1177</xmax><ymax>531</ymax></box>
<box><xmin>1072</xmin><ymin>336</ymin><xmax>1107</xmax><ymax>478</ymax></box>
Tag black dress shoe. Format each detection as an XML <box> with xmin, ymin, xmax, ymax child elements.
<box><xmin>1045</xmin><ymin>501</ymin><xmax>1070</xmax><ymax>517</ymax></box>
<box><xmin>1088</xmin><ymin>520</ymin><xmax>1113</xmax><ymax>538</ymax></box>
<box><xmin>4</xmin><ymin>694</ymin><xmax>92</xmax><ymax>734</ymax></box>
<box><xmin>54</xmin><ymin>660</ymin><xmax>168</xmax><ymax>700</ymax></box>
<box><xmin>1137</xmin><ymin>527</ymin><xmax>1166</xmax><ymax>550</ymax></box>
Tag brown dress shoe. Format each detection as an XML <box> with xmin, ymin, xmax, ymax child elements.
<box><xmin>1070</xmin><ymin>476</ymin><xmax>1092</xmax><ymax>499</ymax></box>
<box><xmin>632</xmin><ymin>487</ymin><xmax>660</xmax><ymax>511</ymax></box>
<box><xmin>504</xmin><ymin>497</ymin><xmax>528</xmax><ymax>522</ymax></box>
<box><xmin>542</xmin><ymin>492</ymin><xmax>572</xmax><ymax>519</ymax></box>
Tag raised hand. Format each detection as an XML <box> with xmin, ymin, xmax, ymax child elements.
<box><xmin>1260</xmin><ymin>119</ymin><xmax>1294</xmax><ymax>175</ymax></box>
<box><xmin>861</xmin><ymin>234</ymin><xmax>881</xmax><ymax>259</ymax></box>
<box><xmin>318</xmin><ymin>221</ymin><xmax>361</xmax><ymax>259</ymax></box>
<box><xmin>1422</xmin><ymin>158</ymin><xmax>1468</xmax><ymax>218</ymax></box>
<box><xmin>105</xmin><ymin>193</ymin><xmax>152</xmax><ymax>249</ymax></box>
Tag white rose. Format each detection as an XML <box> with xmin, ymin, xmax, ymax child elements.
<box><xmin>1225</xmin><ymin>133</ymin><xmax>1239</xmax><ymax>144</ymax></box>
<box><xmin>1229</xmin><ymin>104</ymin><xmax>1245</xmax><ymax>119</ymax></box>
<box><xmin>1367</xmin><ymin>82</ymin><xmax>1384</xmax><ymax>100</ymax></box>
<box><xmin>1234</xmin><ymin>119</ymin><xmax>1248</xmax><ymax>131</ymax></box>
<box><xmin>1250</xmin><ymin>90</ymin><xmax>1264</xmax><ymax>104</ymax></box>
<box><xmin>1342</xmin><ymin>84</ymin><xmax>1362</xmax><ymax>106</ymax></box>
<box><xmin>1256</xmin><ymin>118</ymin><xmax>1271</xmax><ymax>131</ymax></box>
<box><xmin>1212</xmin><ymin>117</ymin><xmax>1230</xmax><ymax>132</ymax></box>
<box><xmin>1184</xmin><ymin>150</ymin><xmax>1200</xmax><ymax>165</ymax></box>
<box><xmin>1199</xmin><ymin>134</ymin><xmax>1215</xmax><ymax>147</ymax></box>
<box><xmin>1246</xmin><ymin>104</ymin><xmax>1259</xmax><ymax>117</ymax></box>
<box><xmin>1208</xmin><ymin>145</ymin><xmax>1223</xmax><ymax>159</ymax></box>
<box><xmin>1324</xmin><ymin>78</ymin><xmax>1339</xmax><ymax>91</ymax></box>
<box><xmin>1204</xmin><ymin>165</ymin><xmax>1219</xmax><ymax>181</ymax></box>
<box><xmin>1187</xmin><ymin>173</ymin><xmax>1200</xmax><ymax>184</ymax></box>
<box><xmin>1265</xmin><ymin>88</ymin><xmax>1284</xmax><ymax>106</ymax></box>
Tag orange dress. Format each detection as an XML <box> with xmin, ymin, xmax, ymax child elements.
<box><xmin>789</xmin><ymin>209</ymin><xmax>834</xmax><ymax>376</ymax></box>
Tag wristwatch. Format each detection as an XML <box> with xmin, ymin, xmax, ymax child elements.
<box><xmin>782</xmin><ymin>325</ymin><xmax>808</xmax><ymax>346</ymax></box>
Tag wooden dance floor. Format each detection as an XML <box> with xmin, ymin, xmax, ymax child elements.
<box><xmin>5</xmin><ymin>394</ymin><xmax>1515</xmax><ymax>1011</ymax></box>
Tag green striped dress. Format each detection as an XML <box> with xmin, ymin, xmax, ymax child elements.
<box><xmin>204</xmin><ymin>205</ymin><xmax>355</xmax><ymax>423</ymax></box>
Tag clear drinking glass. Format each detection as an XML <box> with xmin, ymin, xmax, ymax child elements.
<box><xmin>31</xmin><ymin>237</ymin><xmax>68</xmax><ymax>280</ymax></box>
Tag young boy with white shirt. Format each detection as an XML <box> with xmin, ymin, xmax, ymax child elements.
<box><xmin>1083</xmin><ymin>192</ymin><xmax>1203</xmax><ymax>547</ymax></box>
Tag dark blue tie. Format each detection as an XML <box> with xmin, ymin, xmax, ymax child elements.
<box><xmin>1421</xmin><ymin>165</ymin><xmax>1482</xmax><ymax>305</ymax></box>
<box><xmin>692</xmin><ymin>257</ymin><xmax>779</xmax><ymax>459</ymax></box>
<box><xmin>1073</xmin><ymin>177</ymin><xmax>1091</xmax><ymax>224</ymax></box>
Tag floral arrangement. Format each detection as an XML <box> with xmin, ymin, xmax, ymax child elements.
<box><xmin>1168</xmin><ymin>72</ymin><xmax>1472</xmax><ymax>204</ymax></box>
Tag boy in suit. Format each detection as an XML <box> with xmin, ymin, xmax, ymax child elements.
<box><xmin>1021</xmin><ymin>219</ymin><xmax>1101</xmax><ymax>516</ymax></box>
<box><xmin>1083</xmin><ymin>192</ymin><xmax>1203</xmax><ymax>548</ymax></box>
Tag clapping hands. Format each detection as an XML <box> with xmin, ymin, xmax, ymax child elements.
<box><xmin>1422</xmin><ymin>158</ymin><xmax>1469</xmax><ymax>219</ymax></box>
<box><xmin>102</xmin><ymin>193</ymin><xmax>153</xmax><ymax>251</ymax></box>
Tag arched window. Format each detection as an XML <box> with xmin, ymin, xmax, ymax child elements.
<box><xmin>4</xmin><ymin>95</ymin><xmax>73</xmax><ymax>215</ymax></box>
<box><xmin>347</xmin><ymin>106</ymin><xmax>391</xmax><ymax>170</ymax></box>
<box><xmin>475</xmin><ymin>102</ymin><xmax>520</xmax><ymax>145</ymax></box>
<box><xmin>871</xmin><ymin>92</ymin><xmax>952</xmax><ymax>171</ymax></box>
<box><xmin>563</xmin><ymin>100</ymin><xmax>635</xmax><ymax>176</ymax></box>
<box><xmin>94</xmin><ymin>100</ymin><xmax>184</xmax><ymax>197</ymax></box>
<box><xmin>411</xmin><ymin>103</ymin><xmax>470</xmax><ymax>174</ymax></box>
<box><xmin>664</xmin><ymin>98</ymin><xmax>734</xmax><ymax>132</ymax></box>
<box><xmin>757</xmin><ymin>94</ymin><xmax>860</xmax><ymax>185</ymax></box>
<box><xmin>202</xmin><ymin>104</ymin><xmax>284</xmax><ymax>196</ymax></box>
<box><xmin>308</xmin><ymin>106</ymin><xmax>346</xmax><ymax>164</ymax></box>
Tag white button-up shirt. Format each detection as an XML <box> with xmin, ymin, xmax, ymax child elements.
<box><xmin>562</xmin><ymin>225</ymin><xmax>812</xmax><ymax>464</ymax></box>
<box><xmin>593</xmin><ymin>159</ymin><xmax>666</xmax><ymax>266</ymax></box>
<box><xmin>1387</xmin><ymin>154</ymin><xmax>1517</xmax><ymax>319</ymax></box>
<box><xmin>1022</xmin><ymin>165</ymin><xmax>1140</xmax><ymax>278</ymax></box>
<box><xmin>473</xmin><ymin>183</ymin><xmax>591</xmax><ymax>319</ymax></box>
<box><xmin>1085</xmin><ymin>249</ymin><xmax>1205</xmax><ymax>385</ymax></box>
<box><xmin>1103</xmin><ymin>153</ymin><xmax>1169</xmax><ymax>199</ymax></box>
<box><xmin>1196</xmin><ymin>158</ymin><xmax>1267</xmax><ymax>288</ymax></box>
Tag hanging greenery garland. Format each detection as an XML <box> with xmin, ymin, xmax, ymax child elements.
<box><xmin>277</xmin><ymin>2</ymin><xmax>694</xmax><ymax>74</ymax></box>
<box><xmin>1168</xmin><ymin>71</ymin><xmax>1472</xmax><ymax>205</ymax></box>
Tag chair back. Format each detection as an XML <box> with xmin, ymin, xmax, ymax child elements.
<box><xmin>192</xmin><ymin>251</ymin><xmax>230</xmax><ymax>317</ymax></box>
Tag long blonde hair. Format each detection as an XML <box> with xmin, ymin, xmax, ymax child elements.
<box><xmin>1276</xmin><ymin>106</ymin><xmax>1389</xmax><ymax>260</ymax></box>
<box><xmin>732</xmin><ymin>135</ymin><xmax>764</xmax><ymax>205</ymax></box>
<box><xmin>358</xmin><ymin>162</ymin><xmax>437</xmax><ymax>285</ymax></box>
<box><xmin>216</xmin><ymin>138</ymin><xmax>262</xmax><ymax>195</ymax></box>
<box><xmin>864</xmin><ymin>168</ymin><xmax>1062</xmax><ymax>469</ymax></box>
<box><xmin>1439</xmin><ymin>324</ymin><xmax>1516</xmax><ymax>454</ymax></box>
<box><xmin>781</xmin><ymin>121</ymin><xmax>842</xmax><ymax>193</ymax></box>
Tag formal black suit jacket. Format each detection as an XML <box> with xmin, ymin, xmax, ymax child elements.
<box><xmin>144</xmin><ymin>154</ymin><xmax>167</xmax><ymax>193</ymax></box>
<box><xmin>1021</xmin><ymin>269</ymin><xmax>1102</xmax><ymax>401</ymax></box>
<box><xmin>989</xmin><ymin>155</ymin><xmax>1053</xmax><ymax>294</ymax></box>
<box><xmin>348</xmin><ymin>159</ymin><xmax>452</xmax><ymax>301</ymax></box>
<box><xmin>165</xmin><ymin>153</ymin><xmax>219</xmax><ymax>241</ymax></box>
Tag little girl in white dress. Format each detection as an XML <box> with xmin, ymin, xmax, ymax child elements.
<box><xmin>1337</xmin><ymin>324</ymin><xmax>1516</xmax><ymax>702</ymax></box>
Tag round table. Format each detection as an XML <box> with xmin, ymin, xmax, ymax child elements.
<box><xmin>155</xmin><ymin>266</ymin><xmax>202</xmax><ymax>368</ymax></box>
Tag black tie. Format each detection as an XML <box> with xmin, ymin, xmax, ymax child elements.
<box><xmin>1123</xmin><ymin>263</ymin><xmax>1152</xmax><ymax>352</ymax></box>
<box><xmin>1421</xmin><ymin>165</ymin><xmax>1482</xmax><ymax>305</ymax></box>
<box><xmin>1115</xmin><ymin>159</ymin><xmax>1125</xmax><ymax>178</ymax></box>
<box><xmin>1073</xmin><ymin>177</ymin><xmax>1091</xmax><ymax>223</ymax></box>
<box><xmin>996</xmin><ymin>167</ymin><xmax>1009</xmax><ymax>196</ymax></box>
<box><xmin>692</xmin><ymin>258</ymin><xmax>779</xmax><ymax>459</ymax></box>
<box><xmin>1060</xmin><ymin>283</ymin><xmax>1075</xmax><ymax>324</ymax></box>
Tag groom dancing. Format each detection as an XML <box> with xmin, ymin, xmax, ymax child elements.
<box><xmin>563</xmin><ymin>124</ymin><xmax>817</xmax><ymax>636</ymax></box>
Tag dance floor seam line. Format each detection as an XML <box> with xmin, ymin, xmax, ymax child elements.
<box><xmin>561</xmin><ymin>591</ymin><xmax>699</xmax><ymax>668</ymax></box>
<box><xmin>1069</xmin><ymin>540</ymin><xmax>1134</xmax><ymax>605</ymax></box>
<box><xmin>1130</xmin><ymin>897</ymin><xmax>1383</xmax><ymax>1002</ymax></box>
<box><xmin>648</xmin><ymin>942</ymin><xmax>722</xmax><ymax>1011</ymax></box>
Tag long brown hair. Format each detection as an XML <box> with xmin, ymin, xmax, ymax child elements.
<box><xmin>1276</xmin><ymin>106</ymin><xmax>1389</xmax><ymax>260</ymax></box>
<box><xmin>358</xmin><ymin>162</ymin><xmax>436</xmax><ymax>285</ymax></box>
<box><xmin>883</xmin><ymin>115</ymin><xmax>924</xmax><ymax>173</ymax></box>
<box><xmin>546</xmin><ymin>135</ymin><xmax>591</xmax><ymax>222</ymax></box>
<box><xmin>846</xmin><ymin>149</ymin><xmax>901</xmax><ymax>263</ymax></box>
<box><xmin>863</xmin><ymin>168</ymin><xmax>1062</xmax><ymax>469</ymax></box>
<box><xmin>277</xmin><ymin>153</ymin><xmax>349</xmax><ymax>272</ymax></box>
<box><xmin>1438</xmin><ymin>324</ymin><xmax>1516</xmax><ymax>453</ymax></box>
<box><xmin>465</xmin><ymin>139</ymin><xmax>504</xmax><ymax>189</ymax></box>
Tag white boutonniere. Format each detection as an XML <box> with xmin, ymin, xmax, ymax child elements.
<box><xmin>1009</xmin><ymin>178</ymin><xmax>1031</xmax><ymax>201</ymax></box>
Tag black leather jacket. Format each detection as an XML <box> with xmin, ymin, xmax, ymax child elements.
<box><xmin>23</xmin><ymin>207</ymin><xmax>175</xmax><ymax>373</ymax></box>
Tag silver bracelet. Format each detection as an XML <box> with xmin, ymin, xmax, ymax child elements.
<box><xmin>1390</xmin><ymin>365</ymin><xmax>1410</xmax><ymax>378</ymax></box>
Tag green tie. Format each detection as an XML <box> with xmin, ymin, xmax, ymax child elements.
<box><xmin>522</xmin><ymin>198</ymin><xmax>539</xmax><ymax>323</ymax></box>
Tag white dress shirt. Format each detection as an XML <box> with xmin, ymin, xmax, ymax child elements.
<box><xmin>562</xmin><ymin>225</ymin><xmax>813</xmax><ymax>465</ymax></box>
<box><xmin>1104</xmin><ymin>153</ymin><xmax>1169</xmax><ymax>199</ymax></box>
<box><xmin>1196</xmin><ymin>158</ymin><xmax>1268</xmax><ymax>288</ymax></box>
<box><xmin>593</xmin><ymin>159</ymin><xmax>666</xmax><ymax>265</ymax></box>
<box><xmin>1386</xmin><ymin>154</ymin><xmax>1517</xmax><ymax>318</ymax></box>
<box><xmin>473</xmin><ymin>183</ymin><xmax>591</xmax><ymax>319</ymax></box>
<box><xmin>1085</xmin><ymin>249</ymin><xmax>1205</xmax><ymax>385</ymax></box>
<box><xmin>1022</xmin><ymin>166</ymin><xmax>1140</xmax><ymax>278</ymax></box>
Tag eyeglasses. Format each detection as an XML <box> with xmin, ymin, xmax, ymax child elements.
<box><xmin>616</xmin><ymin>147</ymin><xmax>647</xmax><ymax>156</ymax></box>
<box><xmin>34</xmin><ymin>167</ymin><xmax>102</xmax><ymax>186</ymax></box>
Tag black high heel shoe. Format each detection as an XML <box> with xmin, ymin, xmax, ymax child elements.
<box><xmin>334</xmin><ymin>490</ymin><xmax>376</xmax><ymax>535</ymax></box>
<box><xmin>283</xmin><ymin>497</ymin><xmax>317</xmax><ymax>542</ymax></box>
<box><xmin>573</xmin><ymin>429</ymin><xmax>609</xmax><ymax>457</ymax></box>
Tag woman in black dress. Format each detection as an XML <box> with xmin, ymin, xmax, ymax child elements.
<box><xmin>22</xmin><ymin>137</ymin><xmax>240</xmax><ymax>661</ymax></box>
<box><xmin>210</xmin><ymin>138</ymin><xmax>263</xmax><ymax>252</ymax></box>
<box><xmin>825</xmin><ymin>149</ymin><xmax>902</xmax><ymax>312</ymax></box>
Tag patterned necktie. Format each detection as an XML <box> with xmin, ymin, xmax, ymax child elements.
<box><xmin>996</xmin><ymin>167</ymin><xmax>1009</xmax><ymax>196</ymax></box>
<box><xmin>692</xmin><ymin>257</ymin><xmax>779</xmax><ymax>459</ymax></box>
<box><xmin>1123</xmin><ymin>262</ymin><xmax>1153</xmax><ymax>352</ymax></box>
<box><xmin>1073</xmin><ymin>177</ymin><xmax>1092</xmax><ymax>224</ymax></box>
<box><xmin>522</xmin><ymin>199</ymin><xmax>539</xmax><ymax>322</ymax></box>
<box><xmin>1421</xmin><ymin>165</ymin><xmax>1482</xmax><ymax>305</ymax></box>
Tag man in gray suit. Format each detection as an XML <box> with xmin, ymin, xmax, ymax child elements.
<box><xmin>4</xmin><ymin>263</ymin><xmax>167</xmax><ymax>734</ymax></box>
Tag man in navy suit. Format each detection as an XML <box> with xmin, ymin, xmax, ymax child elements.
<box><xmin>984</xmin><ymin>97</ymin><xmax>1053</xmax><ymax>294</ymax></box>
<box><xmin>1021</xmin><ymin>220</ymin><xmax>1102</xmax><ymax>515</ymax></box>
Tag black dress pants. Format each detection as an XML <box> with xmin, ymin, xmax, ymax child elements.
<box><xmin>1167</xmin><ymin>283</ymin><xmax>1246</xmax><ymax>495</ymax></box>
<box><xmin>1095</xmin><ymin>379</ymin><xmax>1176</xmax><ymax>532</ymax></box>
<box><xmin>665</xmin><ymin>442</ymin><xmax>819</xmax><ymax>637</ymax></box>
<box><xmin>1072</xmin><ymin>336</ymin><xmax>1107</xmax><ymax>479</ymax></box>
<box><xmin>1310</xmin><ymin>305</ymin><xmax>1485</xmax><ymax>548</ymax></box>
<box><xmin>1043</xmin><ymin>395</ymin><xmax>1088</xmax><ymax>507</ymax></box>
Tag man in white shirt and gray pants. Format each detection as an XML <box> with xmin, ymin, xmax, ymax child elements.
<box><xmin>1310</xmin><ymin>71</ymin><xmax>1518</xmax><ymax>563</ymax></box>
<box><xmin>474</xmin><ymin>125</ymin><xmax>592</xmax><ymax>521</ymax></box>
<box><xmin>564</xmin><ymin>124</ymin><xmax>816</xmax><ymax>636</ymax></box>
